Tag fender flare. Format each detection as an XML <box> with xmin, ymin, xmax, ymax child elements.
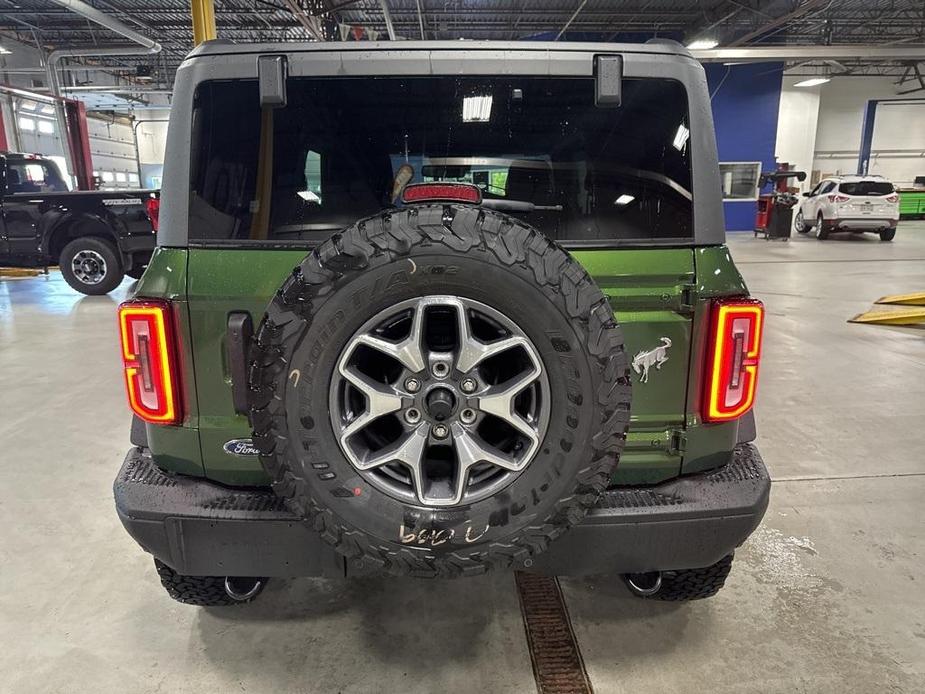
<box><xmin>41</xmin><ymin>210</ymin><xmax>125</xmax><ymax>264</ymax></box>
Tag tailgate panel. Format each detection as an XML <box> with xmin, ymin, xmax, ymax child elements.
<box><xmin>185</xmin><ymin>247</ymin><xmax>695</xmax><ymax>487</ymax></box>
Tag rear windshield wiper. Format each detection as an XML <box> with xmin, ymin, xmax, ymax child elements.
<box><xmin>480</xmin><ymin>199</ymin><xmax>563</xmax><ymax>213</ymax></box>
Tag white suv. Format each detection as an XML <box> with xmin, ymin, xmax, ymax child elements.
<box><xmin>794</xmin><ymin>175</ymin><xmax>899</xmax><ymax>241</ymax></box>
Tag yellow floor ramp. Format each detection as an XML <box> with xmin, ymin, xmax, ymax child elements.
<box><xmin>849</xmin><ymin>307</ymin><xmax>925</xmax><ymax>326</ymax></box>
<box><xmin>0</xmin><ymin>267</ymin><xmax>43</xmax><ymax>278</ymax></box>
<box><xmin>875</xmin><ymin>292</ymin><xmax>925</xmax><ymax>306</ymax></box>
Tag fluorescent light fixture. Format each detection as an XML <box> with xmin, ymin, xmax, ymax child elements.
<box><xmin>297</xmin><ymin>190</ymin><xmax>321</xmax><ymax>203</ymax></box>
<box><xmin>615</xmin><ymin>194</ymin><xmax>635</xmax><ymax>206</ymax></box>
<box><xmin>793</xmin><ymin>77</ymin><xmax>830</xmax><ymax>88</ymax></box>
<box><xmin>672</xmin><ymin>123</ymin><xmax>690</xmax><ymax>151</ymax></box>
<box><xmin>462</xmin><ymin>95</ymin><xmax>492</xmax><ymax>123</ymax></box>
<box><xmin>0</xmin><ymin>45</ymin><xmax>10</xmax><ymax>55</ymax></box>
<box><xmin>686</xmin><ymin>39</ymin><xmax>718</xmax><ymax>50</ymax></box>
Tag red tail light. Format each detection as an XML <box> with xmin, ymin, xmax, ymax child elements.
<box><xmin>118</xmin><ymin>300</ymin><xmax>180</xmax><ymax>424</ymax></box>
<box><xmin>885</xmin><ymin>194</ymin><xmax>899</xmax><ymax>203</ymax></box>
<box><xmin>402</xmin><ymin>182</ymin><xmax>482</xmax><ymax>205</ymax></box>
<box><xmin>827</xmin><ymin>194</ymin><xmax>850</xmax><ymax>203</ymax></box>
<box><xmin>145</xmin><ymin>197</ymin><xmax>160</xmax><ymax>232</ymax></box>
<box><xmin>703</xmin><ymin>298</ymin><xmax>764</xmax><ymax>423</ymax></box>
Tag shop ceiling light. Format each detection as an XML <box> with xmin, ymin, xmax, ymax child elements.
<box><xmin>615</xmin><ymin>194</ymin><xmax>635</xmax><ymax>206</ymax></box>
<box><xmin>793</xmin><ymin>77</ymin><xmax>830</xmax><ymax>88</ymax></box>
<box><xmin>686</xmin><ymin>39</ymin><xmax>718</xmax><ymax>50</ymax></box>
<box><xmin>462</xmin><ymin>95</ymin><xmax>492</xmax><ymax>123</ymax></box>
<box><xmin>672</xmin><ymin>124</ymin><xmax>690</xmax><ymax>151</ymax></box>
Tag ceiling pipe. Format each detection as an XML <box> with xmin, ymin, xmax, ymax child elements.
<box><xmin>692</xmin><ymin>45</ymin><xmax>925</xmax><ymax>62</ymax></box>
<box><xmin>46</xmin><ymin>0</ymin><xmax>162</xmax><ymax>52</ymax></box>
<box><xmin>556</xmin><ymin>0</ymin><xmax>588</xmax><ymax>40</ymax></box>
<box><xmin>39</xmin><ymin>0</ymin><xmax>161</xmax><ymax>183</ymax></box>
<box><xmin>281</xmin><ymin>0</ymin><xmax>325</xmax><ymax>41</ymax></box>
<box><xmin>379</xmin><ymin>0</ymin><xmax>397</xmax><ymax>40</ymax></box>
<box><xmin>414</xmin><ymin>0</ymin><xmax>426</xmax><ymax>40</ymax></box>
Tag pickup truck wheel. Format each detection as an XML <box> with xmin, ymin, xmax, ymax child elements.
<box><xmin>250</xmin><ymin>204</ymin><xmax>632</xmax><ymax>577</ymax></box>
<box><xmin>879</xmin><ymin>228</ymin><xmax>896</xmax><ymax>241</ymax></box>
<box><xmin>154</xmin><ymin>559</ymin><xmax>266</xmax><ymax>606</ymax></box>
<box><xmin>623</xmin><ymin>554</ymin><xmax>734</xmax><ymax>601</ymax></box>
<box><xmin>59</xmin><ymin>237</ymin><xmax>123</xmax><ymax>295</ymax></box>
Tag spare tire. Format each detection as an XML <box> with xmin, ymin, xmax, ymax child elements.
<box><xmin>249</xmin><ymin>204</ymin><xmax>631</xmax><ymax>577</ymax></box>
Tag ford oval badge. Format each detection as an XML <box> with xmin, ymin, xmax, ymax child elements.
<box><xmin>223</xmin><ymin>438</ymin><xmax>260</xmax><ymax>457</ymax></box>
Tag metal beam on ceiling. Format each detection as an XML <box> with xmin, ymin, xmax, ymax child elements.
<box><xmin>693</xmin><ymin>45</ymin><xmax>925</xmax><ymax>62</ymax></box>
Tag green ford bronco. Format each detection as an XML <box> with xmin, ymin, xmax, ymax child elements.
<box><xmin>114</xmin><ymin>40</ymin><xmax>769</xmax><ymax>606</ymax></box>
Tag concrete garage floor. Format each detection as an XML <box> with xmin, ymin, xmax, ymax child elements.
<box><xmin>1</xmin><ymin>223</ymin><xmax>924</xmax><ymax>693</ymax></box>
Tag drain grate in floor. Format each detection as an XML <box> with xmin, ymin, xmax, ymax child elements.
<box><xmin>515</xmin><ymin>571</ymin><xmax>593</xmax><ymax>694</ymax></box>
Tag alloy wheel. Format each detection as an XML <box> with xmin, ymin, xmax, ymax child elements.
<box><xmin>329</xmin><ymin>295</ymin><xmax>550</xmax><ymax>507</ymax></box>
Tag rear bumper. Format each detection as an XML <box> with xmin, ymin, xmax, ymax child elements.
<box><xmin>114</xmin><ymin>444</ymin><xmax>770</xmax><ymax>577</ymax></box>
<box><xmin>834</xmin><ymin>217</ymin><xmax>897</xmax><ymax>230</ymax></box>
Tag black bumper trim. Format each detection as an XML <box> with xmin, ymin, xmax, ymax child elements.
<box><xmin>114</xmin><ymin>444</ymin><xmax>770</xmax><ymax>577</ymax></box>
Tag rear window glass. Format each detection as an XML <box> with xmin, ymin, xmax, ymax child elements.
<box><xmin>838</xmin><ymin>181</ymin><xmax>894</xmax><ymax>196</ymax></box>
<box><xmin>189</xmin><ymin>76</ymin><xmax>692</xmax><ymax>244</ymax></box>
<box><xmin>5</xmin><ymin>159</ymin><xmax>68</xmax><ymax>194</ymax></box>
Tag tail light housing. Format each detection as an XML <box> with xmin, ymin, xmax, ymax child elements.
<box><xmin>885</xmin><ymin>193</ymin><xmax>899</xmax><ymax>203</ymax></box>
<box><xmin>827</xmin><ymin>194</ymin><xmax>850</xmax><ymax>203</ymax></box>
<box><xmin>145</xmin><ymin>196</ymin><xmax>160</xmax><ymax>232</ymax></box>
<box><xmin>703</xmin><ymin>298</ymin><xmax>764</xmax><ymax>423</ymax></box>
<box><xmin>118</xmin><ymin>300</ymin><xmax>180</xmax><ymax>424</ymax></box>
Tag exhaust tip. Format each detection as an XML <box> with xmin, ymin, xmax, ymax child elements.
<box><xmin>625</xmin><ymin>572</ymin><xmax>663</xmax><ymax>596</ymax></box>
<box><xmin>224</xmin><ymin>576</ymin><xmax>264</xmax><ymax>602</ymax></box>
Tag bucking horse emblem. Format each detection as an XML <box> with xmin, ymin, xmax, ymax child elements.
<box><xmin>632</xmin><ymin>337</ymin><xmax>672</xmax><ymax>384</ymax></box>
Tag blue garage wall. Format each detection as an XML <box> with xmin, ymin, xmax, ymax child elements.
<box><xmin>706</xmin><ymin>62</ymin><xmax>784</xmax><ymax>231</ymax></box>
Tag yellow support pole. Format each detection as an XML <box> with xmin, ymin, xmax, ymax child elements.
<box><xmin>191</xmin><ymin>0</ymin><xmax>217</xmax><ymax>45</ymax></box>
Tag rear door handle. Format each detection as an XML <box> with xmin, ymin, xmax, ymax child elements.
<box><xmin>227</xmin><ymin>312</ymin><xmax>254</xmax><ymax>417</ymax></box>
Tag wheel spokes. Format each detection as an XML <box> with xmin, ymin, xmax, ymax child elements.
<box><xmin>354</xmin><ymin>300</ymin><xmax>426</xmax><ymax>373</ymax></box>
<box><xmin>476</xmin><ymin>364</ymin><xmax>542</xmax><ymax>446</ymax></box>
<box><xmin>455</xmin><ymin>301</ymin><xmax>530</xmax><ymax>373</ymax></box>
<box><xmin>338</xmin><ymin>365</ymin><xmax>403</xmax><ymax>441</ymax></box>
<box><xmin>452</xmin><ymin>423</ymin><xmax>520</xmax><ymax>472</ymax></box>
<box><xmin>355</xmin><ymin>425</ymin><xmax>428</xmax><ymax>472</ymax></box>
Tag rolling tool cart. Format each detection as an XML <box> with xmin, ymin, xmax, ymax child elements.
<box><xmin>754</xmin><ymin>169</ymin><xmax>806</xmax><ymax>240</ymax></box>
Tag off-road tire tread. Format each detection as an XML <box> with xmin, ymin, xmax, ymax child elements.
<box><xmin>154</xmin><ymin>559</ymin><xmax>261</xmax><ymax>606</ymax></box>
<box><xmin>249</xmin><ymin>204</ymin><xmax>630</xmax><ymax>578</ymax></box>
<box><xmin>633</xmin><ymin>554</ymin><xmax>734</xmax><ymax>601</ymax></box>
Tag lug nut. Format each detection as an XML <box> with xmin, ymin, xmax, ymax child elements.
<box><xmin>405</xmin><ymin>408</ymin><xmax>421</xmax><ymax>424</ymax></box>
<box><xmin>460</xmin><ymin>408</ymin><xmax>476</xmax><ymax>424</ymax></box>
<box><xmin>432</xmin><ymin>362</ymin><xmax>449</xmax><ymax>378</ymax></box>
<box><xmin>432</xmin><ymin>423</ymin><xmax>449</xmax><ymax>439</ymax></box>
<box><xmin>404</xmin><ymin>377</ymin><xmax>421</xmax><ymax>393</ymax></box>
<box><xmin>460</xmin><ymin>378</ymin><xmax>477</xmax><ymax>393</ymax></box>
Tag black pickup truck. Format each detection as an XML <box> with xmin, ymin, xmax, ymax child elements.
<box><xmin>0</xmin><ymin>152</ymin><xmax>158</xmax><ymax>294</ymax></box>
